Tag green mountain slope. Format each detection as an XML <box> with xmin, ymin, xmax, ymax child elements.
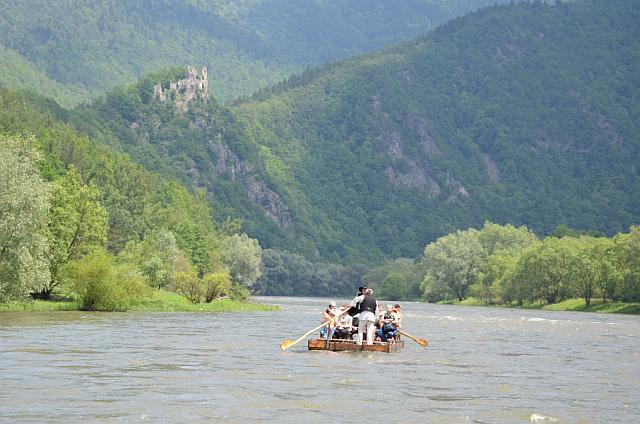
<box><xmin>0</xmin><ymin>88</ymin><xmax>221</xmax><ymax>274</ymax></box>
<box><xmin>234</xmin><ymin>0</ymin><xmax>640</xmax><ymax>262</ymax></box>
<box><xmin>0</xmin><ymin>0</ymin><xmax>505</xmax><ymax>107</ymax></box>
<box><xmin>69</xmin><ymin>0</ymin><xmax>640</xmax><ymax>264</ymax></box>
<box><xmin>68</xmin><ymin>67</ymin><xmax>297</xmax><ymax>253</ymax></box>
<box><xmin>0</xmin><ymin>43</ymin><xmax>87</xmax><ymax>106</ymax></box>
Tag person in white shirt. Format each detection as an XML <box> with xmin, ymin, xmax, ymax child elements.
<box><xmin>350</xmin><ymin>288</ymin><xmax>378</xmax><ymax>345</ymax></box>
<box><xmin>333</xmin><ymin>304</ymin><xmax>353</xmax><ymax>339</ymax></box>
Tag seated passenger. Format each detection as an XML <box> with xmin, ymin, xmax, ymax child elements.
<box><xmin>376</xmin><ymin>304</ymin><xmax>399</xmax><ymax>343</ymax></box>
<box><xmin>319</xmin><ymin>301</ymin><xmax>338</xmax><ymax>338</ymax></box>
<box><xmin>374</xmin><ymin>306</ymin><xmax>385</xmax><ymax>340</ymax></box>
<box><xmin>333</xmin><ymin>304</ymin><xmax>353</xmax><ymax>339</ymax></box>
<box><xmin>392</xmin><ymin>303</ymin><xmax>402</xmax><ymax>341</ymax></box>
<box><xmin>393</xmin><ymin>304</ymin><xmax>402</xmax><ymax>325</ymax></box>
<box><xmin>350</xmin><ymin>316</ymin><xmax>360</xmax><ymax>339</ymax></box>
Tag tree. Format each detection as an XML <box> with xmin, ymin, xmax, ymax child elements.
<box><xmin>421</xmin><ymin>229</ymin><xmax>486</xmax><ymax>301</ymax></box>
<box><xmin>490</xmin><ymin>253</ymin><xmax>523</xmax><ymax>305</ymax></box>
<box><xmin>568</xmin><ymin>238</ymin><xmax>597</xmax><ymax>306</ymax></box>
<box><xmin>62</xmin><ymin>249</ymin><xmax>148</xmax><ymax>311</ymax></box>
<box><xmin>174</xmin><ymin>271</ymin><xmax>203</xmax><ymax>304</ymax></box>
<box><xmin>381</xmin><ymin>272</ymin><xmax>409</xmax><ymax>301</ymax></box>
<box><xmin>616</xmin><ymin>227</ymin><xmax>640</xmax><ymax>301</ymax></box>
<box><xmin>0</xmin><ymin>134</ymin><xmax>50</xmax><ymax>301</ymax></box>
<box><xmin>569</xmin><ymin>237</ymin><xmax>622</xmax><ymax>306</ymax></box>
<box><xmin>514</xmin><ymin>237</ymin><xmax>575</xmax><ymax>304</ymax></box>
<box><xmin>471</xmin><ymin>222</ymin><xmax>539</xmax><ymax>305</ymax></box>
<box><xmin>478</xmin><ymin>221</ymin><xmax>538</xmax><ymax>256</ymax></box>
<box><xmin>220</xmin><ymin>234</ymin><xmax>262</xmax><ymax>288</ymax></box>
<box><xmin>45</xmin><ymin>166</ymin><xmax>108</xmax><ymax>298</ymax></box>
<box><xmin>366</xmin><ymin>258</ymin><xmax>421</xmax><ymax>300</ymax></box>
<box><xmin>141</xmin><ymin>230</ymin><xmax>178</xmax><ymax>289</ymax></box>
<box><xmin>253</xmin><ymin>249</ymin><xmax>289</xmax><ymax>295</ymax></box>
<box><xmin>203</xmin><ymin>271</ymin><xmax>231</xmax><ymax>302</ymax></box>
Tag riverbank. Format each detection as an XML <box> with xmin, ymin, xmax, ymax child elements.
<box><xmin>438</xmin><ymin>297</ymin><xmax>640</xmax><ymax>314</ymax></box>
<box><xmin>0</xmin><ymin>290</ymin><xmax>279</xmax><ymax>313</ymax></box>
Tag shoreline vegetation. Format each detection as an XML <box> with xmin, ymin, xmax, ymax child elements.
<box><xmin>437</xmin><ymin>297</ymin><xmax>640</xmax><ymax>315</ymax></box>
<box><xmin>0</xmin><ymin>291</ymin><xmax>278</xmax><ymax>313</ymax></box>
<box><xmin>0</xmin><ymin>116</ymin><xmax>266</xmax><ymax>313</ymax></box>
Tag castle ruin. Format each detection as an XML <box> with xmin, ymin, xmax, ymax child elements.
<box><xmin>154</xmin><ymin>66</ymin><xmax>209</xmax><ymax>108</ymax></box>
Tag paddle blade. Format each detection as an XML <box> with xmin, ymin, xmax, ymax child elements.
<box><xmin>280</xmin><ymin>339</ymin><xmax>295</xmax><ymax>351</ymax></box>
<box><xmin>417</xmin><ymin>338</ymin><xmax>428</xmax><ymax>347</ymax></box>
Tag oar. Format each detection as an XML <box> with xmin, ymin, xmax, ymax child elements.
<box><xmin>399</xmin><ymin>330</ymin><xmax>428</xmax><ymax>347</ymax></box>
<box><xmin>280</xmin><ymin>309</ymin><xmax>347</xmax><ymax>351</ymax></box>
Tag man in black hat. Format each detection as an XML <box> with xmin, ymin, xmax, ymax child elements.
<box><xmin>348</xmin><ymin>285</ymin><xmax>367</xmax><ymax>316</ymax></box>
<box><xmin>351</xmin><ymin>288</ymin><xmax>378</xmax><ymax>346</ymax></box>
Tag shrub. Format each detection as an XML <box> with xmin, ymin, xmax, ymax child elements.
<box><xmin>203</xmin><ymin>271</ymin><xmax>231</xmax><ymax>303</ymax></box>
<box><xmin>61</xmin><ymin>250</ymin><xmax>149</xmax><ymax>311</ymax></box>
<box><xmin>228</xmin><ymin>283</ymin><xmax>250</xmax><ymax>301</ymax></box>
<box><xmin>174</xmin><ymin>271</ymin><xmax>203</xmax><ymax>303</ymax></box>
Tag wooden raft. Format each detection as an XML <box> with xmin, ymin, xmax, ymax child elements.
<box><xmin>308</xmin><ymin>338</ymin><xmax>404</xmax><ymax>353</ymax></box>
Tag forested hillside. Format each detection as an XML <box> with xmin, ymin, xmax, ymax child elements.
<box><xmin>237</xmin><ymin>0</ymin><xmax>640</xmax><ymax>262</ymax></box>
<box><xmin>0</xmin><ymin>0</ymin><xmax>503</xmax><ymax>107</ymax></box>
<box><xmin>0</xmin><ymin>89</ymin><xmax>265</xmax><ymax>307</ymax></box>
<box><xmin>64</xmin><ymin>0</ymin><xmax>640</xmax><ymax>266</ymax></box>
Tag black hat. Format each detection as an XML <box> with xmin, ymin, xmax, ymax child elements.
<box><xmin>358</xmin><ymin>285</ymin><xmax>368</xmax><ymax>292</ymax></box>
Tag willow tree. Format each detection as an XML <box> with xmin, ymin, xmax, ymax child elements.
<box><xmin>0</xmin><ymin>134</ymin><xmax>50</xmax><ymax>301</ymax></box>
<box><xmin>220</xmin><ymin>233</ymin><xmax>262</xmax><ymax>288</ymax></box>
<box><xmin>421</xmin><ymin>228</ymin><xmax>486</xmax><ymax>301</ymax></box>
<box><xmin>44</xmin><ymin>166</ymin><xmax>108</xmax><ymax>299</ymax></box>
<box><xmin>515</xmin><ymin>237</ymin><xmax>577</xmax><ymax>304</ymax></box>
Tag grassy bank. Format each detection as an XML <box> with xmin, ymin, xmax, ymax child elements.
<box><xmin>126</xmin><ymin>291</ymin><xmax>279</xmax><ymax>312</ymax></box>
<box><xmin>438</xmin><ymin>298</ymin><xmax>640</xmax><ymax>314</ymax></box>
<box><xmin>0</xmin><ymin>290</ymin><xmax>279</xmax><ymax>313</ymax></box>
<box><xmin>0</xmin><ymin>299</ymin><xmax>82</xmax><ymax>312</ymax></box>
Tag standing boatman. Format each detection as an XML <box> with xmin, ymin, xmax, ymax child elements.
<box><xmin>350</xmin><ymin>288</ymin><xmax>378</xmax><ymax>345</ymax></box>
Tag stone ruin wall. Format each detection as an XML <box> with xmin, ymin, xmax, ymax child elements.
<box><xmin>153</xmin><ymin>66</ymin><xmax>209</xmax><ymax>107</ymax></box>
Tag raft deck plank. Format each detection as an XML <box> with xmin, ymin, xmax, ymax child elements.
<box><xmin>308</xmin><ymin>338</ymin><xmax>404</xmax><ymax>353</ymax></box>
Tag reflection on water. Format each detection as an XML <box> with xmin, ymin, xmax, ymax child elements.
<box><xmin>1</xmin><ymin>297</ymin><xmax>639</xmax><ymax>423</ymax></box>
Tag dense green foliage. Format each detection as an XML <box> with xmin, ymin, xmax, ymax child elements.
<box><xmin>2</xmin><ymin>1</ymin><xmax>639</xmax><ymax>308</ymax></box>
<box><xmin>236</xmin><ymin>0</ymin><xmax>640</xmax><ymax>262</ymax></box>
<box><xmin>0</xmin><ymin>88</ymin><xmax>261</xmax><ymax>308</ymax></box>
<box><xmin>0</xmin><ymin>135</ymin><xmax>50</xmax><ymax>301</ymax></box>
<box><xmin>359</xmin><ymin>222</ymin><xmax>640</xmax><ymax>306</ymax></box>
<box><xmin>63</xmin><ymin>0</ymin><xmax>640</xmax><ymax>267</ymax></box>
<box><xmin>67</xmin><ymin>68</ymin><xmax>300</xmax><ymax>256</ymax></box>
<box><xmin>419</xmin><ymin>223</ymin><xmax>640</xmax><ymax>305</ymax></box>
<box><xmin>253</xmin><ymin>249</ymin><xmax>367</xmax><ymax>297</ymax></box>
<box><xmin>0</xmin><ymin>0</ymin><xmax>503</xmax><ymax>106</ymax></box>
<box><xmin>45</xmin><ymin>166</ymin><xmax>108</xmax><ymax>298</ymax></box>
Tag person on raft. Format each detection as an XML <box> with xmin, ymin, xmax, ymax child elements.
<box><xmin>333</xmin><ymin>304</ymin><xmax>353</xmax><ymax>339</ymax></box>
<box><xmin>347</xmin><ymin>285</ymin><xmax>367</xmax><ymax>336</ymax></box>
<box><xmin>393</xmin><ymin>303</ymin><xmax>402</xmax><ymax>327</ymax></box>
<box><xmin>320</xmin><ymin>301</ymin><xmax>339</xmax><ymax>338</ymax></box>
<box><xmin>376</xmin><ymin>304</ymin><xmax>401</xmax><ymax>343</ymax></box>
<box><xmin>350</xmin><ymin>288</ymin><xmax>379</xmax><ymax>346</ymax></box>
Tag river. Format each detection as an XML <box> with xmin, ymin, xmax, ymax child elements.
<box><xmin>1</xmin><ymin>297</ymin><xmax>638</xmax><ymax>423</ymax></box>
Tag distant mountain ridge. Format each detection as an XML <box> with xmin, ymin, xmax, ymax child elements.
<box><xmin>0</xmin><ymin>0</ymin><xmax>505</xmax><ymax>107</ymax></box>
<box><xmin>69</xmin><ymin>0</ymin><xmax>639</xmax><ymax>264</ymax></box>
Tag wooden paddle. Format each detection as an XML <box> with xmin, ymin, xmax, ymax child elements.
<box><xmin>399</xmin><ymin>330</ymin><xmax>428</xmax><ymax>347</ymax></box>
<box><xmin>280</xmin><ymin>308</ymin><xmax>347</xmax><ymax>351</ymax></box>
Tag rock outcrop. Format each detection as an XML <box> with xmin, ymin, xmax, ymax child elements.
<box><xmin>208</xmin><ymin>139</ymin><xmax>293</xmax><ymax>228</ymax></box>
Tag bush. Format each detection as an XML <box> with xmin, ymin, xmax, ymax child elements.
<box><xmin>61</xmin><ymin>250</ymin><xmax>149</xmax><ymax>311</ymax></box>
<box><xmin>173</xmin><ymin>271</ymin><xmax>203</xmax><ymax>303</ymax></box>
<box><xmin>203</xmin><ymin>271</ymin><xmax>231</xmax><ymax>303</ymax></box>
<box><xmin>228</xmin><ymin>283</ymin><xmax>250</xmax><ymax>301</ymax></box>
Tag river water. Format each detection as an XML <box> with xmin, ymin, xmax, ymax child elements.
<box><xmin>1</xmin><ymin>297</ymin><xmax>638</xmax><ymax>423</ymax></box>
